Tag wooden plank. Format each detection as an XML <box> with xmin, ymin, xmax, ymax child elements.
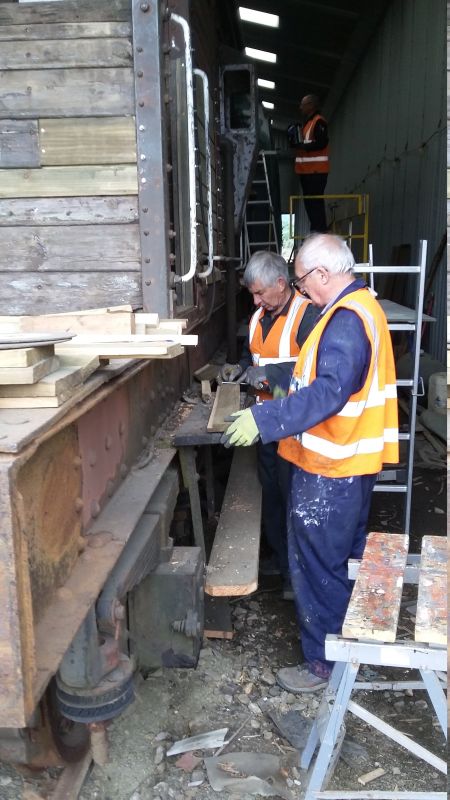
<box><xmin>0</xmin><ymin>21</ymin><xmax>131</xmax><ymax>41</ymax></box>
<box><xmin>49</xmin><ymin>749</ymin><xmax>92</xmax><ymax>800</ymax></box>
<box><xmin>415</xmin><ymin>535</ymin><xmax>447</xmax><ymax>646</ymax></box>
<box><xmin>135</xmin><ymin>313</ymin><xmax>188</xmax><ymax>330</ymax></box>
<box><xmin>205</xmin><ymin>447</ymin><xmax>261</xmax><ymax>597</ymax></box>
<box><xmin>0</xmin><ymin>0</ymin><xmax>131</xmax><ymax>25</ymax></box>
<box><xmin>0</xmin><ymin>166</ymin><xmax>137</xmax><ymax>198</ymax></box>
<box><xmin>71</xmin><ymin>333</ymin><xmax>197</xmax><ymax>345</ymax></box>
<box><xmin>55</xmin><ymin>343</ymin><xmax>184</xmax><ymax>360</ymax></box>
<box><xmin>0</xmin><ymin>38</ymin><xmax>133</xmax><ymax>70</ymax></box>
<box><xmin>194</xmin><ymin>363</ymin><xmax>221</xmax><ymax>382</ymax></box>
<box><xmin>342</xmin><ymin>532</ymin><xmax>409</xmax><ymax>643</ymax></box>
<box><xmin>0</xmin><ymin>225</ymin><xmax>140</xmax><ymax>271</ymax></box>
<box><xmin>0</xmin><ymin>120</ymin><xmax>40</xmax><ymax>168</ymax></box>
<box><xmin>40</xmin><ymin>117</ymin><xmax>136</xmax><ymax>166</ymax></box>
<box><xmin>0</xmin><ymin>356</ymin><xmax>99</xmax><ymax>398</ymax></box>
<box><xmin>0</xmin><ymin>272</ymin><xmax>142</xmax><ymax>316</ymax></box>
<box><xmin>0</xmin><ymin>196</ymin><xmax>138</xmax><ymax>226</ymax></box>
<box><xmin>0</xmin><ymin>311</ymin><xmax>135</xmax><ymax>336</ymax></box>
<box><xmin>207</xmin><ymin>384</ymin><xmax>240</xmax><ymax>432</ymax></box>
<box><xmin>0</xmin><ymin>68</ymin><xmax>134</xmax><ymax>118</ymax></box>
<box><xmin>0</xmin><ymin>344</ymin><xmax>54</xmax><ymax>368</ymax></box>
<box><xmin>204</xmin><ymin>596</ymin><xmax>234</xmax><ymax>640</ymax></box>
<box><xmin>0</xmin><ymin>355</ymin><xmax>59</xmax><ymax>385</ymax></box>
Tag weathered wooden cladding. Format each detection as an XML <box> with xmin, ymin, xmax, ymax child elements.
<box><xmin>39</xmin><ymin>117</ymin><xmax>137</xmax><ymax>166</ymax></box>
<box><xmin>1</xmin><ymin>272</ymin><xmax>142</xmax><ymax>315</ymax></box>
<box><xmin>0</xmin><ymin>38</ymin><xmax>133</xmax><ymax>71</ymax></box>
<box><xmin>0</xmin><ymin>165</ymin><xmax>137</xmax><ymax>197</ymax></box>
<box><xmin>0</xmin><ymin>119</ymin><xmax>40</xmax><ymax>167</ymax></box>
<box><xmin>0</xmin><ymin>197</ymin><xmax>139</xmax><ymax>225</ymax></box>
<box><xmin>0</xmin><ymin>0</ymin><xmax>131</xmax><ymax>25</ymax></box>
<box><xmin>0</xmin><ymin>68</ymin><xmax>135</xmax><ymax>118</ymax></box>
<box><xmin>0</xmin><ymin>224</ymin><xmax>141</xmax><ymax>271</ymax></box>
<box><xmin>0</xmin><ymin>22</ymin><xmax>132</xmax><ymax>42</ymax></box>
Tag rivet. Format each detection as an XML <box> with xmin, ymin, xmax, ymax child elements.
<box><xmin>105</xmin><ymin>434</ymin><xmax>113</xmax><ymax>450</ymax></box>
<box><xmin>74</xmin><ymin>497</ymin><xmax>84</xmax><ymax>512</ymax></box>
<box><xmin>88</xmin><ymin>449</ymin><xmax>96</xmax><ymax>467</ymax></box>
<box><xmin>145</xmin><ymin>279</ymin><xmax>152</xmax><ymax>285</ymax></box>
<box><xmin>140</xmin><ymin>1</ymin><xmax>149</xmax><ymax>10</ymax></box>
<box><xmin>106</xmin><ymin>479</ymin><xmax>114</xmax><ymax>498</ymax></box>
<box><xmin>141</xmin><ymin>177</ymin><xmax>147</xmax><ymax>184</ymax></box>
<box><xmin>143</xmin><ymin>207</ymin><xmax>149</xmax><ymax>213</ymax></box>
<box><xmin>73</xmin><ymin>455</ymin><xmax>82</xmax><ymax>468</ymax></box>
<box><xmin>119</xmin><ymin>420</ymin><xmax>125</xmax><ymax>436</ymax></box>
<box><xmin>139</xmin><ymin>124</ymin><xmax>146</xmax><ymax>131</ymax></box>
<box><xmin>137</xmin><ymin>70</ymin><xmax>144</xmax><ymax>77</ymax></box>
<box><xmin>138</xmin><ymin>100</ymin><xmax>145</xmax><ymax>107</ymax></box>
<box><xmin>144</xmin><ymin>230</ymin><xmax>149</xmax><ymax>236</ymax></box>
<box><xmin>137</xmin><ymin>46</ymin><xmax>143</xmax><ymax>53</ymax></box>
<box><xmin>140</xmin><ymin>154</ymin><xmax>146</xmax><ymax>160</ymax></box>
<box><xmin>145</xmin><ymin>257</ymin><xmax>151</xmax><ymax>263</ymax></box>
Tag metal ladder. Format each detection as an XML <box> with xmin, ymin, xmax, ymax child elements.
<box><xmin>243</xmin><ymin>150</ymin><xmax>279</xmax><ymax>259</ymax></box>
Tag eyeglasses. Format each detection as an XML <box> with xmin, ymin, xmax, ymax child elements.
<box><xmin>289</xmin><ymin>266</ymin><xmax>321</xmax><ymax>295</ymax></box>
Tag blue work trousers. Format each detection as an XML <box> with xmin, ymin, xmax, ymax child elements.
<box><xmin>287</xmin><ymin>466</ymin><xmax>377</xmax><ymax>677</ymax></box>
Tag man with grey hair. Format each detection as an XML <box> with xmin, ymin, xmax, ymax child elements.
<box><xmin>220</xmin><ymin>250</ymin><xmax>318</xmax><ymax>591</ymax></box>
<box><xmin>222</xmin><ymin>234</ymin><xmax>398</xmax><ymax>691</ymax></box>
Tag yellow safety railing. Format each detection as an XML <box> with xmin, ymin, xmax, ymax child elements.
<box><xmin>288</xmin><ymin>193</ymin><xmax>370</xmax><ymax>262</ymax></box>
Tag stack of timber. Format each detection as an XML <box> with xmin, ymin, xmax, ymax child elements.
<box><xmin>0</xmin><ymin>306</ymin><xmax>197</xmax><ymax>408</ymax></box>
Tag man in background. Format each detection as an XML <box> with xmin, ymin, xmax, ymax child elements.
<box><xmin>288</xmin><ymin>94</ymin><xmax>329</xmax><ymax>233</ymax></box>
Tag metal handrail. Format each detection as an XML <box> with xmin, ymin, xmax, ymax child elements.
<box><xmin>194</xmin><ymin>68</ymin><xmax>214</xmax><ymax>279</ymax></box>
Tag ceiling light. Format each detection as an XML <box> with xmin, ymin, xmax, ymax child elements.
<box><xmin>258</xmin><ymin>78</ymin><xmax>275</xmax><ymax>90</ymax></box>
<box><xmin>239</xmin><ymin>7</ymin><xmax>279</xmax><ymax>28</ymax></box>
<box><xmin>245</xmin><ymin>46</ymin><xmax>277</xmax><ymax>64</ymax></box>
<box><xmin>262</xmin><ymin>101</ymin><xmax>274</xmax><ymax>110</ymax></box>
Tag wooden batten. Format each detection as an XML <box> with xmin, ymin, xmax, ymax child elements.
<box><xmin>0</xmin><ymin>166</ymin><xmax>137</xmax><ymax>198</ymax></box>
<box><xmin>0</xmin><ymin>196</ymin><xmax>139</xmax><ymax>226</ymax></box>
<box><xmin>0</xmin><ymin>345</ymin><xmax>55</xmax><ymax>368</ymax></box>
<box><xmin>0</xmin><ymin>0</ymin><xmax>131</xmax><ymax>25</ymax></box>
<box><xmin>39</xmin><ymin>117</ymin><xmax>136</xmax><ymax>166</ymax></box>
<box><xmin>0</xmin><ymin>38</ymin><xmax>133</xmax><ymax>71</ymax></box>
<box><xmin>0</xmin><ymin>67</ymin><xmax>135</xmax><ymax>119</ymax></box>
<box><xmin>207</xmin><ymin>384</ymin><xmax>241</xmax><ymax>432</ymax></box>
<box><xmin>0</xmin><ymin>355</ymin><xmax>60</xmax><ymax>385</ymax></box>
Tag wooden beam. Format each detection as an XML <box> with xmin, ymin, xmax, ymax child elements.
<box><xmin>0</xmin><ymin>38</ymin><xmax>133</xmax><ymax>70</ymax></box>
<box><xmin>0</xmin><ymin>21</ymin><xmax>131</xmax><ymax>41</ymax></box>
<box><xmin>207</xmin><ymin>384</ymin><xmax>240</xmax><ymax>432</ymax></box>
<box><xmin>0</xmin><ymin>120</ymin><xmax>40</xmax><ymax>168</ymax></box>
<box><xmin>55</xmin><ymin>342</ymin><xmax>184</xmax><ymax>360</ymax></box>
<box><xmin>0</xmin><ymin>0</ymin><xmax>131</xmax><ymax>25</ymax></box>
<box><xmin>205</xmin><ymin>448</ymin><xmax>261</xmax><ymax>596</ymax></box>
<box><xmin>0</xmin><ymin>356</ymin><xmax>59</xmax><ymax>386</ymax></box>
<box><xmin>0</xmin><ymin>344</ymin><xmax>55</xmax><ymax>368</ymax></box>
<box><xmin>0</xmin><ymin>311</ymin><xmax>135</xmax><ymax>336</ymax></box>
<box><xmin>0</xmin><ymin>196</ymin><xmax>138</xmax><ymax>226</ymax></box>
<box><xmin>0</xmin><ymin>356</ymin><xmax>99</xmax><ymax>398</ymax></box>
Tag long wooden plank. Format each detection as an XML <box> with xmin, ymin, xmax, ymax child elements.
<box><xmin>0</xmin><ymin>311</ymin><xmax>135</xmax><ymax>336</ymax></box>
<box><xmin>0</xmin><ymin>196</ymin><xmax>138</xmax><ymax>226</ymax></box>
<box><xmin>0</xmin><ymin>67</ymin><xmax>134</xmax><ymax>118</ymax></box>
<box><xmin>0</xmin><ymin>356</ymin><xmax>99</xmax><ymax>398</ymax></box>
<box><xmin>415</xmin><ymin>535</ymin><xmax>447</xmax><ymax>646</ymax></box>
<box><xmin>55</xmin><ymin>343</ymin><xmax>184</xmax><ymax>360</ymax></box>
<box><xmin>0</xmin><ymin>38</ymin><xmax>132</xmax><ymax>70</ymax></box>
<box><xmin>207</xmin><ymin>383</ymin><xmax>240</xmax><ymax>432</ymax></box>
<box><xmin>0</xmin><ymin>272</ymin><xmax>142</xmax><ymax>316</ymax></box>
<box><xmin>0</xmin><ymin>344</ymin><xmax>54</xmax><ymax>368</ymax></box>
<box><xmin>71</xmin><ymin>333</ymin><xmax>197</xmax><ymax>345</ymax></box>
<box><xmin>205</xmin><ymin>448</ymin><xmax>261</xmax><ymax>597</ymax></box>
<box><xmin>0</xmin><ymin>166</ymin><xmax>137</xmax><ymax>198</ymax></box>
<box><xmin>0</xmin><ymin>21</ymin><xmax>131</xmax><ymax>41</ymax></box>
<box><xmin>0</xmin><ymin>0</ymin><xmax>131</xmax><ymax>25</ymax></box>
<box><xmin>40</xmin><ymin>117</ymin><xmax>136</xmax><ymax>166</ymax></box>
<box><xmin>0</xmin><ymin>120</ymin><xmax>40</xmax><ymax>168</ymax></box>
<box><xmin>342</xmin><ymin>532</ymin><xmax>409</xmax><ymax>643</ymax></box>
<box><xmin>50</xmin><ymin>750</ymin><xmax>92</xmax><ymax>800</ymax></box>
<box><xmin>0</xmin><ymin>225</ymin><xmax>140</xmax><ymax>271</ymax></box>
<box><xmin>0</xmin><ymin>355</ymin><xmax>59</xmax><ymax>386</ymax></box>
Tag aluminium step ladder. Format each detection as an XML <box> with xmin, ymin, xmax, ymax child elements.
<box><xmin>243</xmin><ymin>150</ymin><xmax>279</xmax><ymax>259</ymax></box>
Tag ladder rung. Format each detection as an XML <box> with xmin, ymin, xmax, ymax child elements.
<box><xmin>252</xmin><ymin>180</ymin><xmax>267</xmax><ymax>184</ymax></box>
<box><xmin>247</xmin><ymin>200</ymin><xmax>270</xmax><ymax>205</ymax></box>
<box><xmin>397</xmin><ymin>379</ymin><xmax>414</xmax><ymax>387</ymax></box>
<box><xmin>373</xmin><ymin>484</ymin><xmax>407</xmax><ymax>493</ymax></box>
<box><xmin>399</xmin><ymin>432</ymin><xmax>410</xmax><ymax>440</ymax></box>
<box><xmin>246</xmin><ymin>220</ymin><xmax>274</xmax><ymax>225</ymax></box>
<box><xmin>250</xmin><ymin>242</ymin><xmax>275</xmax><ymax>246</ymax></box>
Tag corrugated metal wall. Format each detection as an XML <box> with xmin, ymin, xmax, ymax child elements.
<box><xmin>326</xmin><ymin>0</ymin><xmax>446</xmax><ymax>362</ymax></box>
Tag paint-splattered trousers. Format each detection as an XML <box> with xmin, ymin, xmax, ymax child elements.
<box><xmin>287</xmin><ymin>466</ymin><xmax>377</xmax><ymax>677</ymax></box>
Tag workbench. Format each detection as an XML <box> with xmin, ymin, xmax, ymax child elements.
<box><xmin>302</xmin><ymin>532</ymin><xmax>447</xmax><ymax>800</ymax></box>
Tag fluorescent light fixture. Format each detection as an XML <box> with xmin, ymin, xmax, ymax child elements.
<box><xmin>262</xmin><ymin>101</ymin><xmax>274</xmax><ymax>110</ymax></box>
<box><xmin>239</xmin><ymin>7</ymin><xmax>279</xmax><ymax>28</ymax></box>
<box><xmin>245</xmin><ymin>46</ymin><xmax>277</xmax><ymax>63</ymax></box>
<box><xmin>258</xmin><ymin>78</ymin><xmax>275</xmax><ymax>90</ymax></box>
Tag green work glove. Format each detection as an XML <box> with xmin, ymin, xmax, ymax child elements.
<box><xmin>220</xmin><ymin>409</ymin><xmax>260</xmax><ymax>448</ymax></box>
<box><xmin>272</xmin><ymin>385</ymin><xmax>287</xmax><ymax>399</ymax></box>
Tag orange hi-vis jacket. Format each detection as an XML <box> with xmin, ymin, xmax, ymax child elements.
<box><xmin>249</xmin><ymin>293</ymin><xmax>310</xmax><ymax>401</ymax></box>
<box><xmin>278</xmin><ymin>288</ymin><xmax>399</xmax><ymax>477</ymax></box>
<box><xmin>295</xmin><ymin>113</ymin><xmax>329</xmax><ymax>175</ymax></box>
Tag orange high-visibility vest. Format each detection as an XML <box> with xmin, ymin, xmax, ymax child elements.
<box><xmin>278</xmin><ymin>288</ymin><xmax>399</xmax><ymax>476</ymax></box>
<box><xmin>249</xmin><ymin>293</ymin><xmax>310</xmax><ymax>401</ymax></box>
<box><xmin>295</xmin><ymin>113</ymin><xmax>329</xmax><ymax>175</ymax></box>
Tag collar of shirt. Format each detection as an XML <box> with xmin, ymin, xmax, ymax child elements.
<box><xmin>318</xmin><ymin>277</ymin><xmax>367</xmax><ymax>317</ymax></box>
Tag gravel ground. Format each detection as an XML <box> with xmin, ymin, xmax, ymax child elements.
<box><xmin>2</xmin><ymin>583</ymin><xmax>446</xmax><ymax>800</ymax></box>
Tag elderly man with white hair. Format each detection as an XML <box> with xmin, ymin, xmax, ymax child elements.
<box><xmin>222</xmin><ymin>233</ymin><xmax>399</xmax><ymax>692</ymax></box>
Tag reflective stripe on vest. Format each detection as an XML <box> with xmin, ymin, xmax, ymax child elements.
<box><xmin>249</xmin><ymin>295</ymin><xmax>306</xmax><ymax>365</ymax></box>
<box><xmin>295</xmin><ymin>114</ymin><xmax>329</xmax><ymax>175</ymax></box>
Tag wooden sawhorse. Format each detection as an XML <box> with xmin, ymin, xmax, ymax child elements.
<box><xmin>301</xmin><ymin>532</ymin><xmax>447</xmax><ymax>800</ymax></box>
